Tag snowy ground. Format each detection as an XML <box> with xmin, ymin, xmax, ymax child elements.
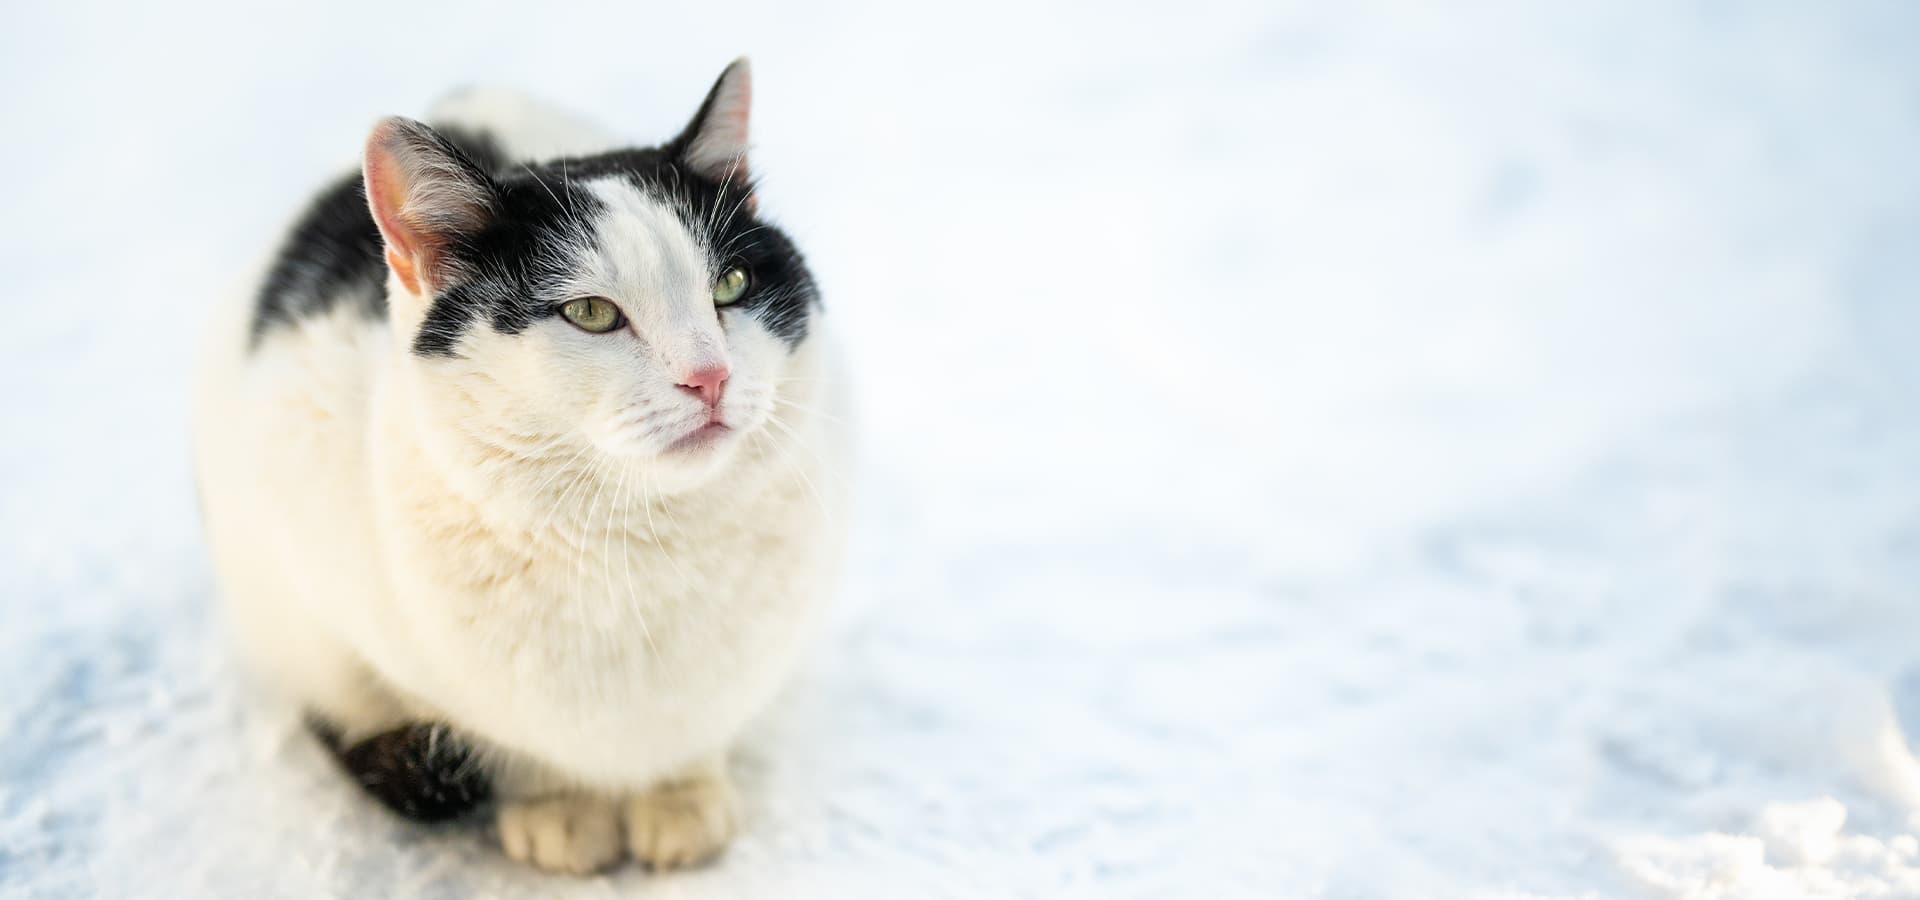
<box><xmin>4</xmin><ymin>2</ymin><xmax>1920</xmax><ymax>897</ymax></box>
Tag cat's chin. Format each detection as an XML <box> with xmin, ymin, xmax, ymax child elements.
<box><xmin>611</xmin><ymin>424</ymin><xmax>746</xmax><ymax>493</ymax></box>
<box><xmin>663</xmin><ymin>422</ymin><xmax>732</xmax><ymax>455</ymax></box>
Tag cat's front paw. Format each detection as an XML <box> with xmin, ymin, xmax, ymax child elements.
<box><xmin>624</xmin><ymin>769</ymin><xmax>739</xmax><ymax>870</ymax></box>
<box><xmin>497</xmin><ymin>795</ymin><xmax>623</xmax><ymax>875</ymax></box>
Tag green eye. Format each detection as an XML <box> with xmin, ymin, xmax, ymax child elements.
<box><xmin>559</xmin><ymin>297</ymin><xmax>623</xmax><ymax>333</ymax></box>
<box><xmin>713</xmin><ymin>267</ymin><xmax>750</xmax><ymax>306</ymax></box>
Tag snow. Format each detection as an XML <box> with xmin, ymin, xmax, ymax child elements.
<box><xmin>4</xmin><ymin>1</ymin><xmax>1920</xmax><ymax>897</ymax></box>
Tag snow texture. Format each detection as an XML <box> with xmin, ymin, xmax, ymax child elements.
<box><xmin>4</xmin><ymin>1</ymin><xmax>1920</xmax><ymax>897</ymax></box>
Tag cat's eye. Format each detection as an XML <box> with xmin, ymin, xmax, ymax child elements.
<box><xmin>559</xmin><ymin>297</ymin><xmax>623</xmax><ymax>333</ymax></box>
<box><xmin>713</xmin><ymin>267</ymin><xmax>750</xmax><ymax>306</ymax></box>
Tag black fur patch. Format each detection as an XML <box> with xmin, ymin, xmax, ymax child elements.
<box><xmin>309</xmin><ymin>717</ymin><xmax>492</xmax><ymax>823</ymax></box>
<box><xmin>248</xmin><ymin>127</ymin><xmax>509</xmax><ymax>348</ymax></box>
<box><xmin>248</xmin><ymin>117</ymin><xmax>817</xmax><ymax>357</ymax></box>
<box><xmin>246</xmin><ymin>169</ymin><xmax>385</xmax><ymax>345</ymax></box>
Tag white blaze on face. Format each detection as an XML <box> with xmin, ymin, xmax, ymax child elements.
<box><xmin>572</xmin><ymin>179</ymin><xmax>730</xmax><ymax>386</ymax></box>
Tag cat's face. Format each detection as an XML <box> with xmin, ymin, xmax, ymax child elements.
<box><xmin>364</xmin><ymin>61</ymin><xmax>817</xmax><ymax>489</ymax></box>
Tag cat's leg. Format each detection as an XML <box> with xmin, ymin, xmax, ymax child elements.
<box><xmin>492</xmin><ymin>760</ymin><xmax>626</xmax><ymax>874</ymax></box>
<box><xmin>289</xmin><ymin>649</ymin><xmax>493</xmax><ymax>823</ymax></box>
<box><xmin>624</xmin><ymin>754</ymin><xmax>740</xmax><ymax>870</ymax></box>
<box><xmin>312</xmin><ymin>719</ymin><xmax>492</xmax><ymax>824</ymax></box>
<box><xmin>295</xmin><ymin>652</ymin><xmax>411</xmax><ymax>743</ymax></box>
<box><xmin>497</xmin><ymin>794</ymin><xmax>625</xmax><ymax>875</ymax></box>
<box><xmin>489</xmin><ymin>753</ymin><xmax>740</xmax><ymax>874</ymax></box>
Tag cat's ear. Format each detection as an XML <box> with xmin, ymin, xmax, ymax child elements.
<box><xmin>670</xmin><ymin>58</ymin><xmax>753</xmax><ymax>188</ymax></box>
<box><xmin>362</xmin><ymin>117</ymin><xmax>497</xmax><ymax>297</ymax></box>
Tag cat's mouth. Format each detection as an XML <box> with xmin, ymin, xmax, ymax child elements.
<box><xmin>663</xmin><ymin>421</ymin><xmax>732</xmax><ymax>455</ymax></box>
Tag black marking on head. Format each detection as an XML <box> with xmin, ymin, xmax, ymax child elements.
<box><xmin>547</xmin><ymin>147</ymin><xmax>819</xmax><ymax>346</ymax></box>
<box><xmin>247</xmin><ymin>169</ymin><xmax>386</xmax><ymax>345</ymax></box>
<box><xmin>644</xmin><ymin>160</ymin><xmax>818</xmax><ymax>349</ymax></box>
<box><xmin>406</xmin><ymin>150</ymin><xmax>609</xmax><ymax>357</ymax></box>
<box><xmin>406</xmin><ymin>143</ymin><xmax>817</xmax><ymax>355</ymax></box>
<box><xmin>250</xmin><ymin>119</ymin><xmax>817</xmax><ymax>356</ymax></box>
<box><xmin>308</xmin><ymin>716</ymin><xmax>491</xmax><ymax>824</ymax></box>
<box><xmin>248</xmin><ymin>126</ymin><xmax>513</xmax><ymax>348</ymax></box>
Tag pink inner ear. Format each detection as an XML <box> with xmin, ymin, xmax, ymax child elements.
<box><xmin>362</xmin><ymin>141</ymin><xmax>417</xmax><ymax>258</ymax></box>
<box><xmin>714</xmin><ymin>86</ymin><xmax>750</xmax><ymax>147</ymax></box>
<box><xmin>686</xmin><ymin>61</ymin><xmax>754</xmax><ymax>183</ymax></box>
<box><xmin>363</xmin><ymin>117</ymin><xmax>494</xmax><ymax>295</ymax></box>
<box><xmin>362</xmin><ymin>138</ymin><xmax>428</xmax><ymax>295</ymax></box>
<box><xmin>710</xmin><ymin>62</ymin><xmax>752</xmax><ymax>149</ymax></box>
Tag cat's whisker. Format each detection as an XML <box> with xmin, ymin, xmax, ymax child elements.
<box><xmin>521</xmin><ymin>162</ymin><xmax>565</xmax><ymax>213</ymax></box>
<box><xmin>640</xmin><ymin>468</ymin><xmax>698</xmax><ymax>593</ymax></box>
<box><xmin>761</xmin><ymin>412</ymin><xmax>850</xmax><ymax>492</ymax></box>
<box><xmin>531</xmin><ymin>442</ymin><xmax>601</xmax><ymax>542</ymax></box>
<box><xmin>713</xmin><ymin>170</ymin><xmax>756</xmax><ymax>242</ymax></box>
<box><xmin>521</xmin><ymin>437</ymin><xmax>593</xmax><ymax>506</ymax></box>
<box><xmin>547</xmin><ymin>452</ymin><xmax>610</xmax><ymax>554</ymax></box>
<box><xmin>511</xmin><ymin>441</ymin><xmax>589</xmax><ymax>543</ymax></box>
<box><xmin>757</xmin><ymin>416</ymin><xmax>830</xmax><ymax>511</ymax></box>
<box><xmin>706</xmin><ymin>146</ymin><xmax>748</xmax><ymax>235</ymax></box>
<box><xmin>620</xmin><ymin>464</ymin><xmax>660</xmax><ymax>659</ymax></box>
<box><xmin>572</xmin><ymin>455</ymin><xmax>615</xmax><ymax>605</ymax></box>
<box><xmin>771</xmin><ymin>397</ymin><xmax>847</xmax><ymax>426</ymax></box>
<box><xmin>522</xmin><ymin>433</ymin><xmax>578</xmax><ymax>460</ymax></box>
<box><xmin>586</xmin><ymin>459</ymin><xmax>635</xmax><ymax>667</ymax></box>
<box><xmin>495</xmin><ymin>432</ymin><xmax>582</xmax><ymax>481</ymax></box>
<box><xmin>601</xmin><ymin>459</ymin><xmax>626</xmax><ymax>628</ymax></box>
<box><xmin>649</xmin><ymin>469</ymin><xmax>691</xmax><ymax>538</ymax></box>
<box><xmin>720</xmin><ymin>223</ymin><xmax>772</xmax><ymax>257</ymax></box>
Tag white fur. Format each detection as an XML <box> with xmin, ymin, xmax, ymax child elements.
<box><xmin>191</xmin><ymin>89</ymin><xmax>847</xmax><ymax>873</ymax></box>
<box><xmin>427</xmin><ymin>87</ymin><xmax>625</xmax><ymax>162</ymax></box>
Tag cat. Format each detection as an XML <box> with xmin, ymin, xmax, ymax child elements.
<box><xmin>191</xmin><ymin>58</ymin><xmax>849</xmax><ymax>875</ymax></box>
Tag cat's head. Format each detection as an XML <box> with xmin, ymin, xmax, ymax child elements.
<box><xmin>362</xmin><ymin>59</ymin><xmax>817</xmax><ymax>491</ymax></box>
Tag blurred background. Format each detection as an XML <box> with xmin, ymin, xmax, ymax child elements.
<box><xmin>3</xmin><ymin>1</ymin><xmax>1919</xmax><ymax>896</ymax></box>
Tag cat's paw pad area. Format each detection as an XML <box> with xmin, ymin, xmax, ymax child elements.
<box><xmin>497</xmin><ymin>795</ymin><xmax>624</xmax><ymax>875</ymax></box>
<box><xmin>624</xmin><ymin>773</ymin><xmax>740</xmax><ymax>870</ymax></box>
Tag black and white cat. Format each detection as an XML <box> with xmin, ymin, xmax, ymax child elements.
<box><xmin>191</xmin><ymin>59</ymin><xmax>848</xmax><ymax>874</ymax></box>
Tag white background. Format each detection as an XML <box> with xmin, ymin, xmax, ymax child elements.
<box><xmin>4</xmin><ymin>1</ymin><xmax>1919</xmax><ymax>897</ymax></box>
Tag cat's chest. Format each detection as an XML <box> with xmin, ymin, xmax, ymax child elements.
<box><xmin>366</xmin><ymin>466</ymin><xmax>831</xmax><ymax>773</ymax></box>
<box><xmin>399</xmin><ymin>469</ymin><xmax>821</xmax><ymax>659</ymax></box>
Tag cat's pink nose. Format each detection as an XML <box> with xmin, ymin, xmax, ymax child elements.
<box><xmin>676</xmin><ymin>364</ymin><xmax>730</xmax><ymax>410</ymax></box>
